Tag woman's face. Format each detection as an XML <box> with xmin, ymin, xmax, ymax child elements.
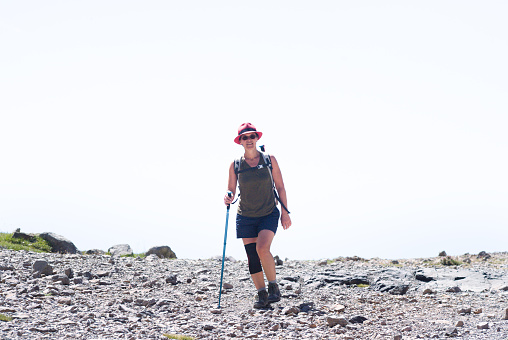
<box><xmin>240</xmin><ymin>133</ymin><xmax>258</xmax><ymax>149</ymax></box>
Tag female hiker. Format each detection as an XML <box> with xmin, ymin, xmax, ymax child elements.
<box><xmin>224</xmin><ymin>122</ymin><xmax>292</xmax><ymax>308</ymax></box>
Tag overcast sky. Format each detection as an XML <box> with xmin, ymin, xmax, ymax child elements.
<box><xmin>1</xmin><ymin>1</ymin><xmax>507</xmax><ymax>260</ymax></box>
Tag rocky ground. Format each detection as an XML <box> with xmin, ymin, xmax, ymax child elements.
<box><xmin>1</xmin><ymin>249</ymin><xmax>508</xmax><ymax>340</ymax></box>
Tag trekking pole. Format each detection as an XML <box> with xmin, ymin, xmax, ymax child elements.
<box><xmin>218</xmin><ymin>191</ymin><xmax>233</xmax><ymax>308</ymax></box>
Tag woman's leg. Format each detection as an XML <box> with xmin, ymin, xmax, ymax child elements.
<box><xmin>242</xmin><ymin>237</ymin><xmax>265</xmax><ymax>290</ymax></box>
<box><xmin>256</xmin><ymin>230</ymin><xmax>276</xmax><ymax>282</ymax></box>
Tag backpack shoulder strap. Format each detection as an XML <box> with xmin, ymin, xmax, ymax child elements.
<box><xmin>262</xmin><ymin>152</ymin><xmax>291</xmax><ymax>214</ymax></box>
<box><xmin>261</xmin><ymin>152</ymin><xmax>275</xmax><ymax>188</ymax></box>
<box><xmin>260</xmin><ymin>152</ymin><xmax>272</xmax><ymax>169</ymax></box>
<box><xmin>233</xmin><ymin>157</ymin><xmax>242</xmax><ymax>175</ymax></box>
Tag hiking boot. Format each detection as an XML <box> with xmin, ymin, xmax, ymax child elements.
<box><xmin>253</xmin><ymin>289</ymin><xmax>269</xmax><ymax>309</ymax></box>
<box><xmin>267</xmin><ymin>282</ymin><xmax>281</xmax><ymax>303</ymax></box>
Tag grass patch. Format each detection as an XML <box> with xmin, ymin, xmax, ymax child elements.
<box><xmin>103</xmin><ymin>252</ymin><xmax>146</xmax><ymax>258</ymax></box>
<box><xmin>0</xmin><ymin>313</ymin><xmax>13</xmax><ymax>322</ymax></box>
<box><xmin>356</xmin><ymin>284</ymin><xmax>370</xmax><ymax>288</ymax></box>
<box><xmin>440</xmin><ymin>257</ymin><xmax>462</xmax><ymax>266</ymax></box>
<box><xmin>123</xmin><ymin>253</ymin><xmax>146</xmax><ymax>258</ymax></box>
<box><xmin>0</xmin><ymin>232</ymin><xmax>51</xmax><ymax>253</ymax></box>
<box><xmin>163</xmin><ymin>334</ymin><xmax>195</xmax><ymax>340</ymax></box>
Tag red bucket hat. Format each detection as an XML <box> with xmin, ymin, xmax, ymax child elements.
<box><xmin>234</xmin><ymin>122</ymin><xmax>263</xmax><ymax>144</ymax></box>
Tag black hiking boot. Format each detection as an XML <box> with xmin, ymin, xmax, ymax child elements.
<box><xmin>253</xmin><ymin>289</ymin><xmax>269</xmax><ymax>309</ymax></box>
<box><xmin>267</xmin><ymin>282</ymin><xmax>281</xmax><ymax>303</ymax></box>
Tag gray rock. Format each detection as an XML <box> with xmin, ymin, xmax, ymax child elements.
<box><xmin>52</xmin><ymin>274</ymin><xmax>70</xmax><ymax>285</ymax></box>
<box><xmin>1</xmin><ymin>250</ymin><xmax>508</xmax><ymax>340</ymax></box>
<box><xmin>274</xmin><ymin>255</ymin><xmax>283</xmax><ymax>266</ymax></box>
<box><xmin>298</xmin><ymin>302</ymin><xmax>314</xmax><ymax>313</ymax></box>
<box><xmin>327</xmin><ymin>316</ymin><xmax>348</xmax><ymax>327</ymax></box>
<box><xmin>32</xmin><ymin>260</ymin><xmax>54</xmax><ymax>275</ymax></box>
<box><xmin>64</xmin><ymin>268</ymin><xmax>74</xmax><ymax>278</ymax></box>
<box><xmin>96</xmin><ymin>270</ymin><xmax>110</xmax><ymax>277</ymax></box>
<box><xmin>85</xmin><ymin>249</ymin><xmax>105</xmax><ymax>255</ymax></box>
<box><xmin>29</xmin><ymin>327</ymin><xmax>58</xmax><ymax>333</ymax></box>
<box><xmin>283</xmin><ymin>306</ymin><xmax>300</xmax><ymax>315</ymax></box>
<box><xmin>420</xmin><ymin>268</ymin><xmax>497</xmax><ymax>293</ymax></box>
<box><xmin>156</xmin><ymin>299</ymin><xmax>173</xmax><ymax>307</ymax></box>
<box><xmin>57</xmin><ymin>297</ymin><xmax>72</xmax><ymax>305</ymax></box>
<box><xmin>203</xmin><ymin>324</ymin><xmax>215</xmax><ymax>330</ymax></box>
<box><xmin>211</xmin><ymin>255</ymin><xmax>236</xmax><ymax>262</ymax></box>
<box><xmin>166</xmin><ymin>274</ymin><xmax>179</xmax><ymax>285</ymax></box>
<box><xmin>477</xmin><ymin>251</ymin><xmax>491</xmax><ymax>260</ymax></box>
<box><xmin>349</xmin><ymin>316</ymin><xmax>367</xmax><ymax>324</ymax></box>
<box><xmin>0</xmin><ymin>263</ymin><xmax>14</xmax><ymax>271</ymax></box>
<box><xmin>458</xmin><ymin>306</ymin><xmax>471</xmax><ymax>314</ymax></box>
<box><xmin>445</xmin><ymin>326</ymin><xmax>458</xmax><ymax>337</ymax></box>
<box><xmin>318</xmin><ymin>259</ymin><xmax>328</xmax><ymax>266</ymax></box>
<box><xmin>39</xmin><ymin>232</ymin><xmax>78</xmax><ymax>254</ymax></box>
<box><xmin>135</xmin><ymin>298</ymin><xmax>156</xmax><ymax>307</ymax></box>
<box><xmin>447</xmin><ymin>286</ymin><xmax>462</xmax><ymax>293</ymax></box>
<box><xmin>108</xmin><ymin>244</ymin><xmax>133</xmax><ymax>256</ymax></box>
<box><xmin>145</xmin><ymin>254</ymin><xmax>159</xmax><ymax>261</ymax></box>
<box><xmin>415</xmin><ymin>270</ymin><xmax>435</xmax><ymax>282</ymax></box>
<box><xmin>331</xmin><ymin>304</ymin><xmax>346</xmax><ymax>313</ymax></box>
<box><xmin>477</xmin><ymin>322</ymin><xmax>489</xmax><ymax>329</ymax></box>
<box><xmin>371</xmin><ymin>280</ymin><xmax>410</xmax><ymax>295</ymax></box>
<box><xmin>146</xmin><ymin>245</ymin><xmax>177</xmax><ymax>259</ymax></box>
<box><xmin>12</xmin><ymin>230</ymin><xmax>36</xmax><ymax>242</ymax></box>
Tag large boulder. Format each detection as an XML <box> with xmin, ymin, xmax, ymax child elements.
<box><xmin>39</xmin><ymin>232</ymin><xmax>78</xmax><ymax>254</ymax></box>
<box><xmin>12</xmin><ymin>229</ymin><xmax>37</xmax><ymax>243</ymax></box>
<box><xmin>108</xmin><ymin>244</ymin><xmax>133</xmax><ymax>256</ymax></box>
<box><xmin>146</xmin><ymin>246</ymin><xmax>177</xmax><ymax>259</ymax></box>
<box><xmin>85</xmin><ymin>249</ymin><xmax>106</xmax><ymax>255</ymax></box>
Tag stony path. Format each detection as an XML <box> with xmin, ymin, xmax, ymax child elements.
<box><xmin>1</xmin><ymin>249</ymin><xmax>508</xmax><ymax>339</ymax></box>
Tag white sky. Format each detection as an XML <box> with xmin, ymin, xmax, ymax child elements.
<box><xmin>1</xmin><ymin>1</ymin><xmax>507</xmax><ymax>260</ymax></box>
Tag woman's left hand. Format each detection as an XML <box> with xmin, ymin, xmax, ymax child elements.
<box><xmin>281</xmin><ymin>212</ymin><xmax>292</xmax><ymax>230</ymax></box>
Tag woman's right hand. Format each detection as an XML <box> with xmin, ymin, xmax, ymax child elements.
<box><xmin>224</xmin><ymin>192</ymin><xmax>234</xmax><ymax>205</ymax></box>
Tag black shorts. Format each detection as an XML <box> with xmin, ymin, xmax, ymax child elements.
<box><xmin>236</xmin><ymin>207</ymin><xmax>280</xmax><ymax>239</ymax></box>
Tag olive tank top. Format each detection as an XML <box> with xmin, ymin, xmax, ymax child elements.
<box><xmin>237</xmin><ymin>155</ymin><xmax>276</xmax><ymax>217</ymax></box>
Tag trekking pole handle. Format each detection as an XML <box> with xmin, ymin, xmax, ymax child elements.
<box><xmin>226</xmin><ymin>191</ymin><xmax>233</xmax><ymax>209</ymax></box>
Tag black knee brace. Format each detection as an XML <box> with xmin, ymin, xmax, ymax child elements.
<box><xmin>244</xmin><ymin>243</ymin><xmax>262</xmax><ymax>274</ymax></box>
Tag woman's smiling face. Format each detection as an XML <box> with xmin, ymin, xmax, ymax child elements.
<box><xmin>240</xmin><ymin>133</ymin><xmax>258</xmax><ymax>149</ymax></box>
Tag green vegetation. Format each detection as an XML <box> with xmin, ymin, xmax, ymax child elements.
<box><xmin>0</xmin><ymin>232</ymin><xmax>51</xmax><ymax>253</ymax></box>
<box><xmin>163</xmin><ymin>334</ymin><xmax>195</xmax><ymax>340</ymax></box>
<box><xmin>122</xmin><ymin>253</ymin><xmax>146</xmax><ymax>258</ymax></box>
<box><xmin>0</xmin><ymin>313</ymin><xmax>13</xmax><ymax>322</ymax></box>
<box><xmin>440</xmin><ymin>256</ymin><xmax>462</xmax><ymax>266</ymax></box>
<box><xmin>104</xmin><ymin>252</ymin><xmax>147</xmax><ymax>258</ymax></box>
<box><xmin>356</xmin><ymin>284</ymin><xmax>370</xmax><ymax>288</ymax></box>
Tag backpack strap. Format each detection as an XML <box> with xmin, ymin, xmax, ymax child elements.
<box><xmin>262</xmin><ymin>153</ymin><xmax>291</xmax><ymax>215</ymax></box>
<box><xmin>234</xmin><ymin>158</ymin><xmax>242</xmax><ymax>175</ymax></box>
